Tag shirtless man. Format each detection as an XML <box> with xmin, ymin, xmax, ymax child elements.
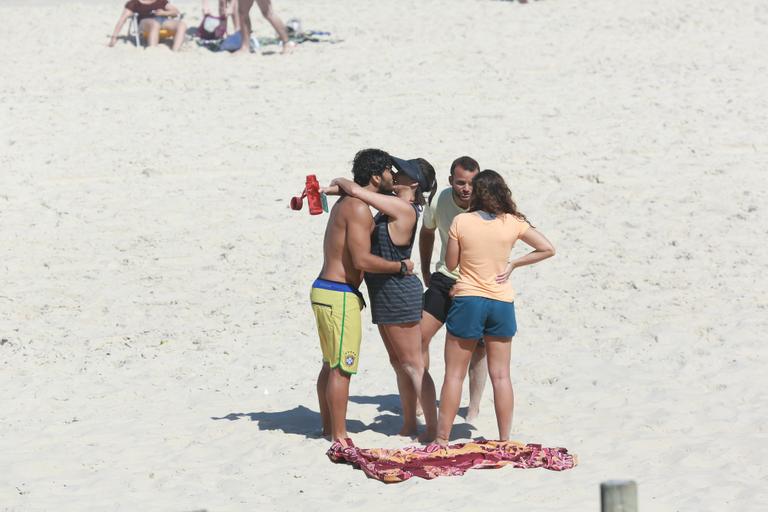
<box><xmin>311</xmin><ymin>148</ymin><xmax>413</xmax><ymax>443</ymax></box>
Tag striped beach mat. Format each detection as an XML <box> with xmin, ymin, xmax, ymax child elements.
<box><xmin>327</xmin><ymin>439</ymin><xmax>577</xmax><ymax>483</ymax></box>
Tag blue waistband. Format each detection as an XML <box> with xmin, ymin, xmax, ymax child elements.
<box><xmin>312</xmin><ymin>278</ymin><xmax>359</xmax><ymax>293</ymax></box>
<box><xmin>312</xmin><ymin>278</ymin><xmax>366</xmax><ymax>307</ymax></box>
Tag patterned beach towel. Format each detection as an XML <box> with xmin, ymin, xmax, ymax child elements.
<box><xmin>327</xmin><ymin>439</ymin><xmax>577</xmax><ymax>483</ymax></box>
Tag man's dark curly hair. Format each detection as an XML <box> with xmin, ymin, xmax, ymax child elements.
<box><xmin>352</xmin><ymin>148</ymin><xmax>392</xmax><ymax>186</ymax></box>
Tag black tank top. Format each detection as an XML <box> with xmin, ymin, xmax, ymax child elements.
<box><xmin>370</xmin><ymin>203</ymin><xmax>420</xmax><ymax>262</ymax></box>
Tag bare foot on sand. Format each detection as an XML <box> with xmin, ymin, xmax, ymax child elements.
<box><xmin>281</xmin><ymin>40</ymin><xmax>296</xmax><ymax>54</ymax></box>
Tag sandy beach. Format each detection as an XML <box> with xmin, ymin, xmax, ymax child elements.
<box><xmin>1</xmin><ymin>0</ymin><xmax>767</xmax><ymax>510</ymax></box>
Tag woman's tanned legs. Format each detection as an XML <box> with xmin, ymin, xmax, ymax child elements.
<box><xmin>380</xmin><ymin>322</ymin><xmax>437</xmax><ymax>441</ymax></box>
<box><xmin>139</xmin><ymin>18</ymin><xmax>160</xmax><ymax>47</ymax></box>
<box><xmin>238</xmin><ymin>0</ymin><xmax>292</xmax><ymax>53</ymax></box>
<box><xmin>255</xmin><ymin>0</ymin><xmax>289</xmax><ymax>45</ymax></box>
<box><xmin>435</xmin><ymin>334</ymin><xmax>475</xmax><ymax>445</ymax></box>
<box><xmin>379</xmin><ymin>325</ymin><xmax>417</xmax><ymax>435</ymax></box>
<box><xmin>484</xmin><ymin>336</ymin><xmax>514</xmax><ymax>440</ymax></box>
<box><xmin>160</xmin><ymin>19</ymin><xmax>187</xmax><ymax>51</ymax></box>
<box><xmin>419</xmin><ymin>310</ymin><xmax>488</xmax><ymax>420</ymax></box>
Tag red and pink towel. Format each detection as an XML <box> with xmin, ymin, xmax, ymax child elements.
<box><xmin>327</xmin><ymin>439</ymin><xmax>577</xmax><ymax>483</ymax></box>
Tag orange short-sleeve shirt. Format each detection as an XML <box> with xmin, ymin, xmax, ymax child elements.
<box><xmin>448</xmin><ymin>212</ymin><xmax>530</xmax><ymax>302</ymax></box>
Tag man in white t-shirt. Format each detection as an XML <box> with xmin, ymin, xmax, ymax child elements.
<box><xmin>419</xmin><ymin>156</ymin><xmax>487</xmax><ymax>423</ymax></box>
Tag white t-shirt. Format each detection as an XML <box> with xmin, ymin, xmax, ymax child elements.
<box><xmin>422</xmin><ymin>188</ymin><xmax>467</xmax><ymax>279</ymax></box>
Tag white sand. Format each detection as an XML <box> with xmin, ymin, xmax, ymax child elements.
<box><xmin>2</xmin><ymin>0</ymin><xmax>767</xmax><ymax>510</ymax></box>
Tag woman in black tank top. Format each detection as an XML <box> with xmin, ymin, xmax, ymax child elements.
<box><xmin>328</xmin><ymin>155</ymin><xmax>439</xmax><ymax>441</ymax></box>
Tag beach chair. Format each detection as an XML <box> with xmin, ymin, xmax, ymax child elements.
<box><xmin>127</xmin><ymin>13</ymin><xmax>184</xmax><ymax>46</ymax></box>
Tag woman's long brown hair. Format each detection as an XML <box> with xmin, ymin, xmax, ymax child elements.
<box><xmin>469</xmin><ymin>170</ymin><xmax>532</xmax><ymax>226</ymax></box>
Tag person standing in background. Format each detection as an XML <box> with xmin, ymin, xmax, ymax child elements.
<box><xmin>237</xmin><ymin>0</ymin><xmax>295</xmax><ymax>53</ymax></box>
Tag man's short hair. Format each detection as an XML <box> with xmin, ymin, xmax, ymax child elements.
<box><xmin>450</xmin><ymin>156</ymin><xmax>480</xmax><ymax>175</ymax></box>
<box><xmin>352</xmin><ymin>148</ymin><xmax>392</xmax><ymax>186</ymax></box>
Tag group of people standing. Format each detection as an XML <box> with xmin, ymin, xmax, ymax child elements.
<box><xmin>108</xmin><ymin>0</ymin><xmax>294</xmax><ymax>53</ymax></box>
<box><xmin>310</xmin><ymin>149</ymin><xmax>555</xmax><ymax>446</ymax></box>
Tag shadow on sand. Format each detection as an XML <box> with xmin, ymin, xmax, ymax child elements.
<box><xmin>212</xmin><ymin>395</ymin><xmax>476</xmax><ymax>441</ymax></box>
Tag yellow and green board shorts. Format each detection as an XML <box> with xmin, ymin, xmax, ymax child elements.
<box><xmin>310</xmin><ymin>279</ymin><xmax>365</xmax><ymax>374</ymax></box>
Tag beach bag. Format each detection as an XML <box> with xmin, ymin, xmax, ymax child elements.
<box><xmin>219</xmin><ymin>31</ymin><xmax>259</xmax><ymax>52</ymax></box>
<box><xmin>197</xmin><ymin>14</ymin><xmax>227</xmax><ymax>40</ymax></box>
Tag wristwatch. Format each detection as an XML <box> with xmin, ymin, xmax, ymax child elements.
<box><xmin>399</xmin><ymin>260</ymin><xmax>408</xmax><ymax>276</ymax></box>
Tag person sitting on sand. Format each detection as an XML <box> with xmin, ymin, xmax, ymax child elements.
<box><xmin>326</xmin><ymin>156</ymin><xmax>439</xmax><ymax>442</ymax></box>
<box><xmin>109</xmin><ymin>0</ymin><xmax>187</xmax><ymax>52</ymax></box>
<box><xmin>311</xmin><ymin>149</ymin><xmax>414</xmax><ymax>443</ymax></box>
<box><xmin>237</xmin><ymin>0</ymin><xmax>294</xmax><ymax>54</ymax></box>
<box><xmin>435</xmin><ymin>170</ymin><xmax>555</xmax><ymax>446</ymax></box>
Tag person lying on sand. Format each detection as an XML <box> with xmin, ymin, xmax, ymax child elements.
<box><xmin>109</xmin><ymin>0</ymin><xmax>187</xmax><ymax>51</ymax></box>
<box><xmin>310</xmin><ymin>148</ymin><xmax>414</xmax><ymax>443</ymax></box>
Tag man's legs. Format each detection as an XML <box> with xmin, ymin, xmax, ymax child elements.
<box><xmin>326</xmin><ymin>366</ymin><xmax>351</xmax><ymax>441</ymax></box>
<box><xmin>316</xmin><ymin>363</ymin><xmax>331</xmax><ymax>437</ymax></box>
<box><xmin>420</xmin><ymin>310</ymin><xmax>443</xmax><ymax>371</ymax></box>
<box><xmin>415</xmin><ymin>310</ymin><xmax>443</xmax><ymax>417</ymax></box>
<box><xmin>466</xmin><ymin>344</ymin><xmax>488</xmax><ymax>423</ymax></box>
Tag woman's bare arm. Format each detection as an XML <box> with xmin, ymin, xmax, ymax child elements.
<box><xmin>320</xmin><ymin>184</ymin><xmax>341</xmax><ymax>196</ymax></box>
<box><xmin>156</xmin><ymin>3</ymin><xmax>181</xmax><ymax>16</ymax></box>
<box><xmin>331</xmin><ymin>178</ymin><xmax>415</xmax><ymax>222</ymax></box>
<box><xmin>496</xmin><ymin>228</ymin><xmax>555</xmax><ymax>283</ymax></box>
<box><xmin>109</xmin><ymin>8</ymin><xmax>134</xmax><ymax>46</ymax></box>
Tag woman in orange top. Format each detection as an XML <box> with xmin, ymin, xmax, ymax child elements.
<box><xmin>435</xmin><ymin>170</ymin><xmax>556</xmax><ymax>446</ymax></box>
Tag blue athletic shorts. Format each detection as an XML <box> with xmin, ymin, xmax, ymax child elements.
<box><xmin>445</xmin><ymin>296</ymin><xmax>517</xmax><ymax>340</ymax></box>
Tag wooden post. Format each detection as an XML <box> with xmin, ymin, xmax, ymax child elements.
<box><xmin>600</xmin><ymin>480</ymin><xmax>638</xmax><ymax>512</ymax></box>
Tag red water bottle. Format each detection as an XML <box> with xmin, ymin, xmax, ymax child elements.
<box><xmin>305</xmin><ymin>175</ymin><xmax>323</xmax><ymax>215</ymax></box>
<box><xmin>289</xmin><ymin>174</ymin><xmax>325</xmax><ymax>215</ymax></box>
